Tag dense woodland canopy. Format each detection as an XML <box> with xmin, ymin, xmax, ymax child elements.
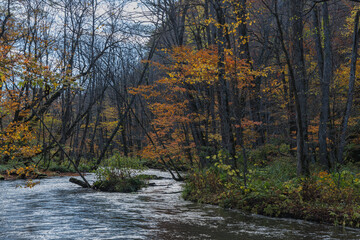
<box><xmin>1</xmin><ymin>0</ymin><xmax>360</xmax><ymax>177</ymax></box>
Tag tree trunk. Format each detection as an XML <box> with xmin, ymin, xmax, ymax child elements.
<box><xmin>213</xmin><ymin>0</ymin><xmax>236</xmax><ymax>159</ymax></box>
<box><xmin>272</xmin><ymin>0</ymin><xmax>309</xmax><ymax>175</ymax></box>
<box><xmin>69</xmin><ymin>177</ymin><xmax>90</xmax><ymax>188</ymax></box>
<box><xmin>290</xmin><ymin>0</ymin><xmax>309</xmax><ymax>176</ymax></box>
<box><xmin>338</xmin><ymin>11</ymin><xmax>360</xmax><ymax>163</ymax></box>
<box><xmin>318</xmin><ymin>2</ymin><xmax>332</xmax><ymax>169</ymax></box>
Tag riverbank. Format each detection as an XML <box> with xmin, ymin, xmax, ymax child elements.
<box><xmin>0</xmin><ymin>163</ymin><xmax>84</xmax><ymax>181</ymax></box>
<box><xmin>183</xmin><ymin>157</ymin><xmax>360</xmax><ymax>228</ymax></box>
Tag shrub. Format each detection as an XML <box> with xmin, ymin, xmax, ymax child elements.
<box><xmin>93</xmin><ymin>154</ymin><xmax>146</xmax><ymax>193</ymax></box>
<box><xmin>183</xmin><ymin>156</ymin><xmax>360</xmax><ymax>227</ymax></box>
<box><xmin>6</xmin><ymin>165</ymin><xmax>42</xmax><ymax>179</ymax></box>
<box><xmin>249</xmin><ymin>144</ymin><xmax>289</xmax><ymax>166</ymax></box>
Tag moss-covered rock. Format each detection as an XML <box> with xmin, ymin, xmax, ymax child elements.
<box><xmin>136</xmin><ymin>174</ymin><xmax>164</xmax><ymax>180</ymax></box>
<box><xmin>93</xmin><ymin>177</ymin><xmax>145</xmax><ymax>193</ymax></box>
<box><xmin>36</xmin><ymin>173</ymin><xmax>48</xmax><ymax>179</ymax></box>
<box><xmin>0</xmin><ymin>174</ymin><xmax>5</xmax><ymax>180</ymax></box>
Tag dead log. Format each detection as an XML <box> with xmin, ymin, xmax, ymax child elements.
<box><xmin>69</xmin><ymin>177</ymin><xmax>91</xmax><ymax>188</ymax></box>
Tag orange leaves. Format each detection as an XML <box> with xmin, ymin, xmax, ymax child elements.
<box><xmin>150</xmin><ymin>102</ymin><xmax>189</xmax><ymax>120</ymax></box>
<box><xmin>0</xmin><ymin>44</ymin><xmax>58</xmax><ymax>89</ymax></box>
<box><xmin>129</xmin><ymin>85</ymin><xmax>161</xmax><ymax>100</ymax></box>
<box><xmin>132</xmin><ymin>46</ymin><xmax>256</xmax><ymax>103</ymax></box>
<box><xmin>131</xmin><ymin>45</ymin><xmax>257</xmax><ymax>163</ymax></box>
<box><xmin>170</xmin><ymin>47</ymin><xmax>217</xmax><ymax>85</ymax></box>
<box><xmin>155</xmin><ymin>46</ymin><xmax>254</xmax><ymax>87</ymax></box>
<box><xmin>235</xmin><ymin>118</ymin><xmax>262</xmax><ymax>128</ymax></box>
<box><xmin>308</xmin><ymin>122</ymin><xmax>319</xmax><ymax>143</ymax></box>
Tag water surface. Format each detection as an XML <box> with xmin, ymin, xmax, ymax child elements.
<box><xmin>1</xmin><ymin>170</ymin><xmax>359</xmax><ymax>239</ymax></box>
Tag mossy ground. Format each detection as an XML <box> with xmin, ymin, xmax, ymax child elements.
<box><xmin>92</xmin><ymin>174</ymin><xmax>162</xmax><ymax>193</ymax></box>
<box><xmin>93</xmin><ymin>176</ymin><xmax>145</xmax><ymax>193</ymax></box>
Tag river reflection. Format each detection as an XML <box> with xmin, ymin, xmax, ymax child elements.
<box><xmin>1</xmin><ymin>170</ymin><xmax>360</xmax><ymax>240</ymax></box>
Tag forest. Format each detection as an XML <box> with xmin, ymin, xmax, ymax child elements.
<box><xmin>2</xmin><ymin>0</ymin><xmax>360</xmax><ymax>230</ymax></box>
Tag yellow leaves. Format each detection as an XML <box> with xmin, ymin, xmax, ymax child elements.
<box><xmin>0</xmin><ymin>121</ymin><xmax>41</xmax><ymax>160</ymax></box>
<box><xmin>0</xmin><ymin>73</ymin><xmax>5</xmax><ymax>82</ymax></box>
<box><xmin>8</xmin><ymin>165</ymin><xmax>40</xmax><ymax>183</ymax></box>
<box><xmin>0</xmin><ymin>42</ymin><xmax>67</xmax><ymax>161</ymax></box>
<box><xmin>24</xmin><ymin>179</ymin><xmax>40</xmax><ymax>188</ymax></box>
<box><xmin>102</xmin><ymin>106</ymin><xmax>118</xmax><ymax>119</ymax></box>
<box><xmin>343</xmin><ymin>6</ymin><xmax>360</xmax><ymax>38</ymax></box>
<box><xmin>100</xmin><ymin>121</ymin><xmax>120</xmax><ymax>132</ymax></box>
<box><xmin>16</xmin><ymin>167</ymin><xmax>25</xmax><ymax>175</ymax></box>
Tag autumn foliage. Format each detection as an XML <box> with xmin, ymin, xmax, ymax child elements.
<box><xmin>130</xmin><ymin>46</ymin><xmax>262</xmax><ymax>166</ymax></box>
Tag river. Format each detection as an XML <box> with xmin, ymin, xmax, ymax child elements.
<box><xmin>1</xmin><ymin>169</ymin><xmax>360</xmax><ymax>240</ymax></box>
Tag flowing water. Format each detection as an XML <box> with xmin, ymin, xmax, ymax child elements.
<box><xmin>1</xmin><ymin>169</ymin><xmax>360</xmax><ymax>240</ymax></box>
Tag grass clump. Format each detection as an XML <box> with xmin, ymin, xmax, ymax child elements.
<box><xmin>93</xmin><ymin>153</ymin><xmax>147</xmax><ymax>193</ymax></box>
<box><xmin>93</xmin><ymin>173</ymin><xmax>144</xmax><ymax>192</ymax></box>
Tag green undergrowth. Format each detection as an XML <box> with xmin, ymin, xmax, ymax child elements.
<box><xmin>40</xmin><ymin>159</ymin><xmax>94</xmax><ymax>173</ymax></box>
<box><xmin>0</xmin><ymin>159</ymin><xmax>27</xmax><ymax>173</ymax></box>
<box><xmin>183</xmin><ymin>149</ymin><xmax>360</xmax><ymax>228</ymax></box>
<box><xmin>0</xmin><ymin>160</ymin><xmax>44</xmax><ymax>179</ymax></box>
<box><xmin>0</xmin><ymin>163</ymin><xmax>15</xmax><ymax>173</ymax></box>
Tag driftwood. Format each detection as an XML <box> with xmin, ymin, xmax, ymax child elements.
<box><xmin>69</xmin><ymin>176</ymin><xmax>162</xmax><ymax>191</ymax></box>
<box><xmin>69</xmin><ymin>177</ymin><xmax>91</xmax><ymax>188</ymax></box>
